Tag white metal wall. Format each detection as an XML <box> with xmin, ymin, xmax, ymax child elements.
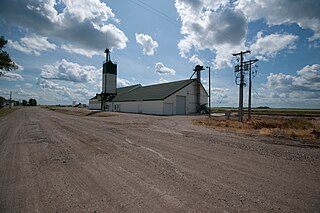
<box><xmin>163</xmin><ymin>81</ymin><xmax>207</xmax><ymax>114</ymax></box>
<box><xmin>111</xmin><ymin>100</ymin><xmax>164</xmax><ymax>115</ymax></box>
<box><xmin>89</xmin><ymin>99</ymin><xmax>101</xmax><ymax>110</ymax></box>
<box><xmin>89</xmin><ymin>81</ymin><xmax>208</xmax><ymax>115</ymax></box>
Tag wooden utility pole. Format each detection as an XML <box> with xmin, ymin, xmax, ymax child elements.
<box><xmin>9</xmin><ymin>91</ymin><xmax>12</xmax><ymax>109</ymax></box>
<box><xmin>232</xmin><ymin>50</ymin><xmax>250</xmax><ymax>122</ymax></box>
<box><xmin>244</xmin><ymin>59</ymin><xmax>258</xmax><ymax>120</ymax></box>
<box><xmin>206</xmin><ymin>66</ymin><xmax>211</xmax><ymax>117</ymax></box>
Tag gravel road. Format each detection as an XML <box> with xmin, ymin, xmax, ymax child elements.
<box><xmin>0</xmin><ymin>107</ymin><xmax>319</xmax><ymax>212</ymax></box>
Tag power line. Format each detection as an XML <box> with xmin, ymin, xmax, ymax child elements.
<box><xmin>127</xmin><ymin>0</ymin><xmax>180</xmax><ymax>27</ymax></box>
<box><xmin>128</xmin><ymin>0</ymin><xmax>244</xmax><ymax>45</ymax></box>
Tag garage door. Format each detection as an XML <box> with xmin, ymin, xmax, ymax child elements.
<box><xmin>176</xmin><ymin>96</ymin><xmax>186</xmax><ymax>115</ymax></box>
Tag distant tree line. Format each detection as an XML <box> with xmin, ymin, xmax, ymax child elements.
<box><xmin>0</xmin><ymin>96</ymin><xmax>37</xmax><ymax>107</ymax></box>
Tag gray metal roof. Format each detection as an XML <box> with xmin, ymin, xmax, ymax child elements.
<box><xmin>112</xmin><ymin>79</ymin><xmax>196</xmax><ymax>102</ymax></box>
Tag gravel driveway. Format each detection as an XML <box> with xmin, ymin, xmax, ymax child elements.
<box><xmin>0</xmin><ymin>107</ymin><xmax>319</xmax><ymax>212</ymax></box>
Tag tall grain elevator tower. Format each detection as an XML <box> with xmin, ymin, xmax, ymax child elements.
<box><xmin>101</xmin><ymin>48</ymin><xmax>117</xmax><ymax>110</ymax></box>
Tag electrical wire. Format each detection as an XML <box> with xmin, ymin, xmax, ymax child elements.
<box><xmin>127</xmin><ymin>0</ymin><xmax>180</xmax><ymax>27</ymax></box>
<box><xmin>127</xmin><ymin>0</ymin><xmax>241</xmax><ymax>45</ymax></box>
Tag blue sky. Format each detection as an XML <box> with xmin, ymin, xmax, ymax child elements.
<box><xmin>0</xmin><ymin>0</ymin><xmax>319</xmax><ymax>108</ymax></box>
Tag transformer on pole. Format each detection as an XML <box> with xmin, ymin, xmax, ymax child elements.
<box><xmin>232</xmin><ymin>50</ymin><xmax>250</xmax><ymax>122</ymax></box>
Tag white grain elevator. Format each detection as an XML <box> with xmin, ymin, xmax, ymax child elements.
<box><xmin>101</xmin><ymin>48</ymin><xmax>117</xmax><ymax>110</ymax></box>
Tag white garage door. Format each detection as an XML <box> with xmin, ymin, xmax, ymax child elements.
<box><xmin>176</xmin><ymin>96</ymin><xmax>186</xmax><ymax>115</ymax></box>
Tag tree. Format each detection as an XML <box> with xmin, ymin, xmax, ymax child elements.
<box><xmin>22</xmin><ymin>99</ymin><xmax>28</xmax><ymax>106</ymax></box>
<box><xmin>0</xmin><ymin>36</ymin><xmax>18</xmax><ymax>76</ymax></box>
<box><xmin>0</xmin><ymin>96</ymin><xmax>5</xmax><ymax>107</ymax></box>
<box><xmin>29</xmin><ymin>98</ymin><xmax>37</xmax><ymax>106</ymax></box>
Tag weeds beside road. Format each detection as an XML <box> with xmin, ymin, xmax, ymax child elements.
<box><xmin>0</xmin><ymin>108</ymin><xmax>16</xmax><ymax>117</ymax></box>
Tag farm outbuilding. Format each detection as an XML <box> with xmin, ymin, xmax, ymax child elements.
<box><xmin>89</xmin><ymin>79</ymin><xmax>208</xmax><ymax>115</ymax></box>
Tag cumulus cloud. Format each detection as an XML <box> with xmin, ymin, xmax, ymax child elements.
<box><xmin>61</xmin><ymin>44</ymin><xmax>100</xmax><ymax>58</ymax></box>
<box><xmin>158</xmin><ymin>78</ymin><xmax>169</xmax><ymax>84</ymax></box>
<box><xmin>24</xmin><ymin>83</ymin><xmax>33</xmax><ymax>88</ymax></box>
<box><xmin>40</xmin><ymin>59</ymin><xmax>98</xmax><ymax>83</ymax></box>
<box><xmin>249</xmin><ymin>31</ymin><xmax>299</xmax><ymax>60</ymax></box>
<box><xmin>7</xmin><ymin>34</ymin><xmax>56</xmax><ymax>56</ymax></box>
<box><xmin>211</xmin><ymin>87</ymin><xmax>230</xmax><ymax>102</ymax></box>
<box><xmin>261</xmin><ymin>64</ymin><xmax>320</xmax><ymax>106</ymax></box>
<box><xmin>175</xmin><ymin>0</ymin><xmax>318</xmax><ymax>69</ymax></box>
<box><xmin>0</xmin><ymin>0</ymin><xmax>128</xmax><ymax>57</ymax></box>
<box><xmin>189</xmin><ymin>55</ymin><xmax>203</xmax><ymax>65</ymax></box>
<box><xmin>1</xmin><ymin>72</ymin><xmax>24</xmax><ymax>81</ymax></box>
<box><xmin>37</xmin><ymin>77</ymin><xmax>96</xmax><ymax>103</ymax></box>
<box><xmin>155</xmin><ymin>62</ymin><xmax>176</xmax><ymax>75</ymax></box>
<box><xmin>135</xmin><ymin>33</ymin><xmax>159</xmax><ymax>56</ymax></box>
<box><xmin>117</xmin><ymin>77</ymin><xmax>131</xmax><ymax>87</ymax></box>
<box><xmin>236</xmin><ymin>0</ymin><xmax>320</xmax><ymax>41</ymax></box>
<box><xmin>36</xmin><ymin>59</ymin><xmax>101</xmax><ymax>103</ymax></box>
<box><xmin>175</xmin><ymin>0</ymin><xmax>247</xmax><ymax>69</ymax></box>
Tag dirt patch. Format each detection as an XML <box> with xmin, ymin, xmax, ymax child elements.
<box><xmin>194</xmin><ymin>116</ymin><xmax>320</xmax><ymax>143</ymax></box>
<box><xmin>1</xmin><ymin>107</ymin><xmax>320</xmax><ymax>212</ymax></box>
<box><xmin>47</xmin><ymin>107</ymin><xmax>117</xmax><ymax>117</ymax></box>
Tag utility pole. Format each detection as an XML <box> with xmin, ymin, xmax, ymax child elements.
<box><xmin>233</xmin><ymin>50</ymin><xmax>250</xmax><ymax>122</ymax></box>
<box><xmin>9</xmin><ymin>91</ymin><xmax>12</xmax><ymax>109</ymax></box>
<box><xmin>206</xmin><ymin>66</ymin><xmax>211</xmax><ymax>117</ymax></box>
<box><xmin>244</xmin><ymin>59</ymin><xmax>258</xmax><ymax>120</ymax></box>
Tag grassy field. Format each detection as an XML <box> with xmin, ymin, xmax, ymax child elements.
<box><xmin>0</xmin><ymin>108</ymin><xmax>17</xmax><ymax>117</ymax></box>
<box><xmin>195</xmin><ymin>114</ymin><xmax>320</xmax><ymax>142</ymax></box>
<box><xmin>211</xmin><ymin>108</ymin><xmax>320</xmax><ymax>117</ymax></box>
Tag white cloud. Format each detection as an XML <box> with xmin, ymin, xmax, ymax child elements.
<box><xmin>0</xmin><ymin>0</ymin><xmax>128</xmax><ymax>57</ymax></box>
<box><xmin>1</xmin><ymin>72</ymin><xmax>24</xmax><ymax>81</ymax></box>
<box><xmin>36</xmin><ymin>59</ymin><xmax>102</xmax><ymax>103</ymax></box>
<box><xmin>158</xmin><ymin>78</ymin><xmax>169</xmax><ymax>84</ymax></box>
<box><xmin>175</xmin><ymin>0</ymin><xmax>318</xmax><ymax>69</ymax></box>
<box><xmin>61</xmin><ymin>44</ymin><xmax>100</xmax><ymax>58</ymax></box>
<box><xmin>236</xmin><ymin>0</ymin><xmax>320</xmax><ymax>41</ymax></box>
<box><xmin>117</xmin><ymin>77</ymin><xmax>131</xmax><ymax>87</ymax></box>
<box><xmin>37</xmin><ymin>78</ymin><xmax>95</xmax><ymax>103</ymax></box>
<box><xmin>40</xmin><ymin>59</ymin><xmax>98</xmax><ymax>83</ymax></box>
<box><xmin>249</xmin><ymin>32</ymin><xmax>298</xmax><ymax>60</ymax></box>
<box><xmin>24</xmin><ymin>83</ymin><xmax>33</xmax><ymax>88</ymax></box>
<box><xmin>175</xmin><ymin>0</ymin><xmax>247</xmax><ymax>69</ymax></box>
<box><xmin>135</xmin><ymin>33</ymin><xmax>159</xmax><ymax>56</ymax></box>
<box><xmin>211</xmin><ymin>87</ymin><xmax>230</xmax><ymax>102</ymax></box>
<box><xmin>189</xmin><ymin>54</ymin><xmax>203</xmax><ymax>65</ymax></box>
<box><xmin>261</xmin><ymin>64</ymin><xmax>320</xmax><ymax>107</ymax></box>
<box><xmin>155</xmin><ymin>62</ymin><xmax>176</xmax><ymax>75</ymax></box>
<box><xmin>8</xmin><ymin>34</ymin><xmax>56</xmax><ymax>56</ymax></box>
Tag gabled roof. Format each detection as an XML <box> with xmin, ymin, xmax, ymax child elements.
<box><xmin>112</xmin><ymin>79</ymin><xmax>196</xmax><ymax>102</ymax></box>
<box><xmin>90</xmin><ymin>84</ymin><xmax>141</xmax><ymax>100</ymax></box>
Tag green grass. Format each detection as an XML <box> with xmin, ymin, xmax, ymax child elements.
<box><xmin>0</xmin><ymin>108</ymin><xmax>17</xmax><ymax>117</ymax></box>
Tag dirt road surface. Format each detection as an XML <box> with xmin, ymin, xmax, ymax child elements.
<box><xmin>1</xmin><ymin>107</ymin><xmax>319</xmax><ymax>212</ymax></box>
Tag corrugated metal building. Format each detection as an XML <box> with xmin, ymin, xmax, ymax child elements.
<box><xmin>89</xmin><ymin>79</ymin><xmax>208</xmax><ymax>115</ymax></box>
